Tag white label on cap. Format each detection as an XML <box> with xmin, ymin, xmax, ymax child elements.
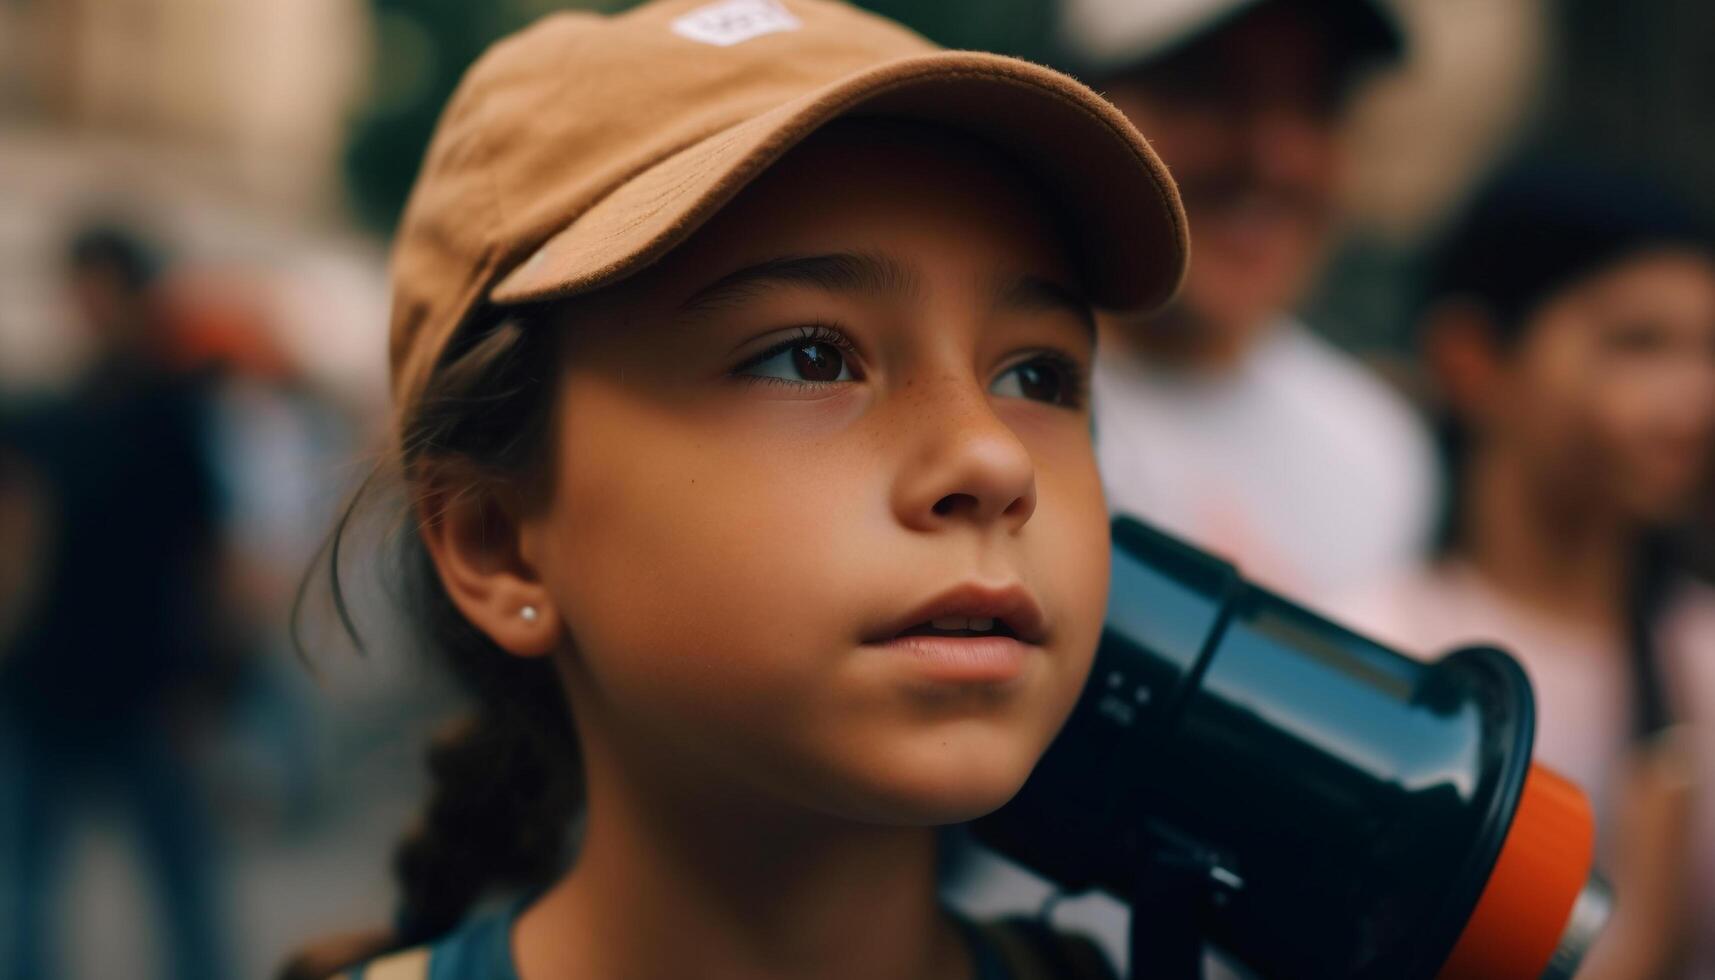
<box><xmin>672</xmin><ymin>0</ymin><xmax>801</xmax><ymax>47</ymax></box>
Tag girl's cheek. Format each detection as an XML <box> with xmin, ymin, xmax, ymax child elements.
<box><xmin>551</xmin><ymin>385</ymin><xmax>873</xmax><ymax>594</ymax></box>
<box><xmin>1037</xmin><ymin>469</ymin><xmax>1112</xmax><ymax>629</ymax></box>
<box><xmin>708</xmin><ymin>386</ymin><xmax>872</xmax><ymax>445</ymax></box>
<box><xmin>1010</xmin><ymin>410</ymin><xmax>1104</xmax><ymax>510</ymax></box>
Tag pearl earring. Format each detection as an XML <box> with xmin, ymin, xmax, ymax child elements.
<box><xmin>520</xmin><ymin>605</ymin><xmax>540</xmax><ymax>623</ymax></box>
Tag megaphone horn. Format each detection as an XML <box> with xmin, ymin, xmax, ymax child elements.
<box><xmin>977</xmin><ymin>517</ymin><xmax>1610</xmax><ymax>980</ymax></box>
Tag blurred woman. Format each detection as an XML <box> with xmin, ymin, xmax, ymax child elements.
<box><xmin>1338</xmin><ymin>161</ymin><xmax>1715</xmax><ymax>978</ymax></box>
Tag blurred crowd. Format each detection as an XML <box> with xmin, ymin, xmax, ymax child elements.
<box><xmin>1</xmin><ymin>0</ymin><xmax>1712</xmax><ymax>978</ymax></box>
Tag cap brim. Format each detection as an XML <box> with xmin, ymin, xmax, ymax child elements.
<box><xmin>489</xmin><ymin>51</ymin><xmax>1187</xmax><ymax>313</ymax></box>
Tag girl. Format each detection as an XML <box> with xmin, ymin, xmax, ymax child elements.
<box><xmin>284</xmin><ymin>1</ymin><xmax>1186</xmax><ymax>978</ymax></box>
<box><xmin>1336</xmin><ymin>160</ymin><xmax>1715</xmax><ymax>979</ymax></box>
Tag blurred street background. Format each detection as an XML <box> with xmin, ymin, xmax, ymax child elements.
<box><xmin>1</xmin><ymin>1</ymin><xmax>1713</xmax><ymax>978</ymax></box>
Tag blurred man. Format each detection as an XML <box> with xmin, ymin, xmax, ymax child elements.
<box><xmin>0</xmin><ymin>224</ymin><xmax>229</xmax><ymax>980</ymax></box>
<box><xmin>1066</xmin><ymin>0</ymin><xmax>1438</xmax><ymax>602</ymax></box>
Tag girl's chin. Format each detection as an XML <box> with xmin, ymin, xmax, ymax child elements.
<box><xmin>826</xmin><ymin>786</ymin><xmax>1023</xmax><ymax>828</ymax></box>
<box><xmin>822</xmin><ymin>740</ymin><xmax>1041</xmax><ymax>826</ymax></box>
<box><xmin>896</xmin><ymin>788</ymin><xmax>1024</xmax><ymax>827</ymax></box>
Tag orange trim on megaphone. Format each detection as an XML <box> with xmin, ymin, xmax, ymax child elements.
<box><xmin>1436</xmin><ymin>764</ymin><xmax>1595</xmax><ymax>979</ymax></box>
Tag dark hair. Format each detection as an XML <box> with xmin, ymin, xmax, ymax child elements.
<box><xmin>67</xmin><ymin>222</ymin><xmax>163</xmax><ymax>292</ymax></box>
<box><xmin>279</xmin><ymin>305</ymin><xmax>580</xmax><ymax>980</ymax></box>
<box><xmin>1423</xmin><ymin>158</ymin><xmax>1715</xmax><ymax>741</ymax></box>
<box><xmin>1425</xmin><ymin>159</ymin><xmax>1715</xmax><ymax>332</ymax></box>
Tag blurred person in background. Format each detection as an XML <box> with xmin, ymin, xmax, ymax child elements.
<box><xmin>1337</xmin><ymin>161</ymin><xmax>1715</xmax><ymax>979</ymax></box>
<box><xmin>167</xmin><ymin>275</ymin><xmax>351</xmax><ymax>835</ymax></box>
<box><xmin>1060</xmin><ymin>0</ymin><xmax>1439</xmax><ymax>602</ymax></box>
<box><xmin>0</xmin><ymin>448</ymin><xmax>45</xmax><ymax>656</ymax></box>
<box><xmin>0</xmin><ymin>223</ymin><xmax>231</xmax><ymax>980</ymax></box>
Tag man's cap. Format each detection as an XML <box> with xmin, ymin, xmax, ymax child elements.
<box><xmin>389</xmin><ymin>0</ymin><xmax>1188</xmax><ymax>415</ymax></box>
<box><xmin>1059</xmin><ymin>0</ymin><xmax>1404</xmax><ymax>80</ymax></box>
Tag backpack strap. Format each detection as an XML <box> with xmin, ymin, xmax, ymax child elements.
<box><xmin>332</xmin><ymin>945</ymin><xmax>431</xmax><ymax>980</ymax></box>
<box><xmin>977</xmin><ymin>916</ymin><xmax>1120</xmax><ymax>980</ymax></box>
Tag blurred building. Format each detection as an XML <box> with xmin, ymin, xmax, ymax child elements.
<box><xmin>0</xmin><ymin>0</ymin><xmax>388</xmax><ymax>413</ymax></box>
<box><xmin>3</xmin><ymin>0</ymin><xmax>365</xmax><ymax>205</ymax></box>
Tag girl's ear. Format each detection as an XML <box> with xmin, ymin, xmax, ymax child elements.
<box><xmin>1423</xmin><ymin>299</ymin><xmax>1508</xmax><ymax>427</ymax></box>
<box><xmin>415</xmin><ymin>473</ymin><xmax>560</xmax><ymax>658</ymax></box>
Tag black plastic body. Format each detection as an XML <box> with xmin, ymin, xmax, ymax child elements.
<box><xmin>975</xmin><ymin>517</ymin><xmax>1536</xmax><ymax>979</ymax></box>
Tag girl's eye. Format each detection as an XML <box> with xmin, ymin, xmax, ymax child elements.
<box><xmin>991</xmin><ymin>355</ymin><xmax>1082</xmax><ymax>407</ymax></box>
<box><xmin>736</xmin><ymin>330</ymin><xmax>857</xmax><ymax>385</ymax></box>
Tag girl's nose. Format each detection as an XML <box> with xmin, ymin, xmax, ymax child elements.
<box><xmin>890</xmin><ymin>386</ymin><xmax>1037</xmax><ymax>534</ymax></box>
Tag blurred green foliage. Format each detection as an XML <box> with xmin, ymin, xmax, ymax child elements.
<box><xmin>343</xmin><ymin>0</ymin><xmax>1054</xmax><ymax>232</ymax></box>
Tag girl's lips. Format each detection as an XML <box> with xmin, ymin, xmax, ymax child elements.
<box><xmin>866</xmin><ymin>582</ymin><xmax>1049</xmax><ymax>646</ymax></box>
<box><xmin>870</xmin><ymin>634</ymin><xmax>1029</xmax><ymax>684</ymax></box>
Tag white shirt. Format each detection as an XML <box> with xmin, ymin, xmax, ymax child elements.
<box><xmin>1094</xmin><ymin>319</ymin><xmax>1439</xmax><ymax>606</ymax></box>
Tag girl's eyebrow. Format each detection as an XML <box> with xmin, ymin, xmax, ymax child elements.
<box><xmin>678</xmin><ymin>251</ymin><xmax>922</xmax><ymax>315</ymax></box>
<box><xmin>678</xmin><ymin>251</ymin><xmax>1094</xmax><ymax>336</ymax></box>
<box><xmin>998</xmin><ymin>275</ymin><xmax>1097</xmax><ymax>337</ymax></box>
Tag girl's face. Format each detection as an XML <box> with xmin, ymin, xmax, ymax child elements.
<box><xmin>1486</xmin><ymin>249</ymin><xmax>1715</xmax><ymax>522</ymax></box>
<box><xmin>523</xmin><ymin>124</ymin><xmax>1111</xmax><ymax>825</ymax></box>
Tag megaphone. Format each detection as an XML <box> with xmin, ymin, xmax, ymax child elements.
<box><xmin>977</xmin><ymin>517</ymin><xmax>1610</xmax><ymax>979</ymax></box>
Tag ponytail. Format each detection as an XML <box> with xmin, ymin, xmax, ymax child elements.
<box><xmin>391</xmin><ymin>532</ymin><xmax>580</xmax><ymax>946</ymax></box>
<box><xmin>281</xmin><ymin>307</ymin><xmax>576</xmax><ymax>979</ymax></box>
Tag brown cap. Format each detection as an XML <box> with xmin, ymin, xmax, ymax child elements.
<box><xmin>389</xmin><ymin>0</ymin><xmax>1187</xmax><ymax>416</ymax></box>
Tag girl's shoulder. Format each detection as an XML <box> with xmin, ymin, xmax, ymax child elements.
<box><xmin>333</xmin><ymin>905</ymin><xmax>516</xmax><ymax>980</ymax></box>
<box><xmin>331</xmin><ymin>946</ymin><xmax>428</xmax><ymax>980</ymax></box>
<box><xmin>334</xmin><ymin>911</ymin><xmax>1113</xmax><ymax>980</ymax></box>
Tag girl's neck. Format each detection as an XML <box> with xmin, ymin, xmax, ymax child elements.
<box><xmin>513</xmin><ymin>726</ymin><xmax>970</xmax><ymax>980</ymax></box>
<box><xmin>1457</xmin><ymin>446</ymin><xmax>1632</xmax><ymax>638</ymax></box>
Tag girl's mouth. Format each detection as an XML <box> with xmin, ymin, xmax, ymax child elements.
<box><xmin>867</xmin><ymin>582</ymin><xmax>1048</xmax><ymax>646</ymax></box>
<box><xmin>865</xmin><ymin>584</ymin><xmax>1046</xmax><ymax>685</ymax></box>
<box><xmin>894</xmin><ymin>616</ymin><xmax>1020</xmax><ymax>639</ymax></box>
<box><xmin>872</xmin><ymin>632</ymin><xmax>1030</xmax><ymax>685</ymax></box>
